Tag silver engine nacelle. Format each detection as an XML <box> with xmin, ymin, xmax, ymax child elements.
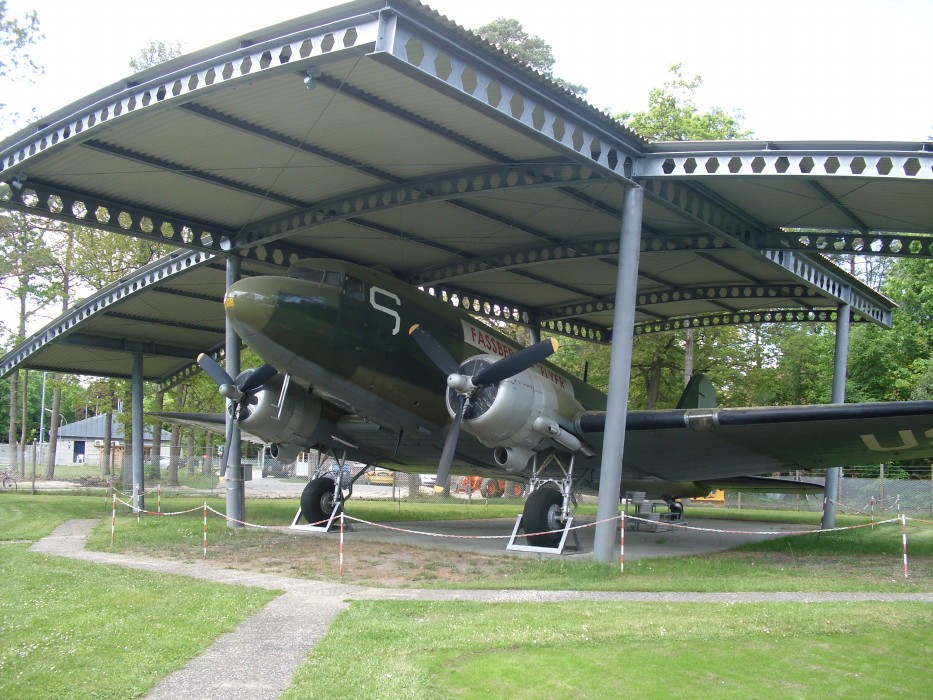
<box><xmin>446</xmin><ymin>354</ymin><xmax>581</xmax><ymax>472</ymax></box>
<box><xmin>237</xmin><ymin>375</ymin><xmax>322</xmax><ymax>447</ymax></box>
<box><xmin>268</xmin><ymin>442</ymin><xmax>302</xmax><ymax>464</ymax></box>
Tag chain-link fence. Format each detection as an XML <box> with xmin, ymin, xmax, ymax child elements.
<box><xmin>2</xmin><ymin>440</ymin><xmax>931</xmax><ymax>515</ymax></box>
<box><xmin>727</xmin><ymin>474</ymin><xmax>933</xmax><ymax>516</ymax></box>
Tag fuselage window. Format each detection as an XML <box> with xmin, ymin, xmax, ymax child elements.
<box><xmin>288</xmin><ymin>266</ymin><xmax>324</xmax><ymax>284</ymax></box>
<box><xmin>324</xmin><ymin>271</ymin><xmax>343</xmax><ymax>288</ymax></box>
<box><xmin>345</xmin><ymin>276</ymin><xmax>365</xmax><ymax>301</ymax></box>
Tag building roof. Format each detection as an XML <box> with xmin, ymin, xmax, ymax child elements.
<box><xmin>57</xmin><ymin>412</ymin><xmax>172</xmax><ymax>442</ymax></box>
<box><xmin>1</xmin><ymin>0</ymin><xmax>931</xmax><ymax>386</ymax></box>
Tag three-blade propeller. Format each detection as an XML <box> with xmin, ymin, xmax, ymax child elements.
<box><xmin>409</xmin><ymin>325</ymin><xmax>558</xmax><ymax>492</ymax></box>
<box><xmin>197</xmin><ymin>353</ymin><xmax>278</xmax><ymax>476</ymax></box>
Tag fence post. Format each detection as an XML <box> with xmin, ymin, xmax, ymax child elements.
<box><xmin>203</xmin><ymin>502</ymin><xmax>208</xmax><ymax>558</ymax></box>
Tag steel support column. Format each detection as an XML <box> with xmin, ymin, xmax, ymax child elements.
<box><xmin>593</xmin><ymin>185</ymin><xmax>644</xmax><ymax>562</ymax></box>
<box><xmin>821</xmin><ymin>302</ymin><xmax>850</xmax><ymax>529</ymax></box>
<box><xmin>131</xmin><ymin>351</ymin><xmax>145</xmax><ymax>513</ymax></box>
<box><xmin>225</xmin><ymin>257</ymin><xmax>244</xmax><ymax>528</ymax></box>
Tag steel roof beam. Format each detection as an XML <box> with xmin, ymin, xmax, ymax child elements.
<box><xmin>60</xmin><ymin>333</ymin><xmax>201</xmax><ymax>360</ymax></box>
<box><xmin>103</xmin><ymin>311</ymin><xmax>223</xmax><ymax>335</ymax></box>
<box><xmin>235</xmin><ymin>162</ymin><xmax>603</xmax><ymax>249</ymax></box>
<box><xmin>540</xmin><ymin>283</ymin><xmax>819</xmax><ymax>321</ymax></box>
<box><xmin>637</xmin><ymin>147</ymin><xmax>933</xmax><ymax>181</ymax></box>
<box><xmin>377</xmin><ymin>10</ymin><xmax>643</xmax><ymax>184</ymax></box>
<box><xmin>1</xmin><ymin>13</ymin><xmax>383</xmax><ymax>177</ymax></box>
<box><xmin>760</xmin><ymin>230</ymin><xmax>933</xmax><ymax>258</ymax></box>
<box><xmin>81</xmin><ymin>140</ymin><xmax>310</xmax><ymax>209</ymax></box>
<box><xmin>632</xmin><ymin>308</ymin><xmax>873</xmax><ymax>337</ymax></box>
<box><xmin>0</xmin><ymin>249</ymin><xmax>214</xmax><ymax>377</ymax></box>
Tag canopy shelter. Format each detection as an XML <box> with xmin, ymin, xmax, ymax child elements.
<box><xmin>1</xmin><ymin>1</ymin><xmax>932</xmax><ymax>559</ymax></box>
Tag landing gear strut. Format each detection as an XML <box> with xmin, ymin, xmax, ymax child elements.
<box><xmin>292</xmin><ymin>447</ymin><xmax>366</xmax><ymax>532</ymax></box>
<box><xmin>507</xmin><ymin>451</ymin><xmax>581</xmax><ymax>553</ymax></box>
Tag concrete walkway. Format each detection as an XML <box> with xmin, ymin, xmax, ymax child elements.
<box><xmin>31</xmin><ymin>520</ymin><xmax>933</xmax><ymax>699</ymax></box>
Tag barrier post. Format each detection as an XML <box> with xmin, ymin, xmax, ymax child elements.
<box><xmin>111</xmin><ymin>493</ymin><xmax>116</xmax><ymax>546</ymax></box>
<box><xmin>619</xmin><ymin>510</ymin><xmax>625</xmax><ymax>574</ymax></box>
<box><xmin>901</xmin><ymin>514</ymin><xmax>909</xmax><ymax>579</ymax></box>
<box><xmin>136</xmin><ymin>485</ymin><xmax>140</xmax><ymax>524</ymax></box>
<box><xmin>157</xmin><ymin>483</ymin><xmax>161</xmax><ymax>513</ymax></box>
<box><xmin>203</xmin><ymin>502</ymin><xmax>208</xmax><ymax>558</ymax></box>
<box><xmin>339</xmin><ymin>510</ymin><xmax>345</xmax><ymax>577</ymax></box>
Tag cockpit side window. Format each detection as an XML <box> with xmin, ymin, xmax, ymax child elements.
<box><xmin>324</xmin><ymin>271</ymin><xmax>343</xmax><ymax>287</ymax></box>
<box><xmin>345</xmin><ymin>276</ymin><xmax>365</xmax><ymax>301</ymax></box>
<box><xmin>288</xmin><ymin>266</ymin><xmax>325</xmax><ymax>284</ymax></box>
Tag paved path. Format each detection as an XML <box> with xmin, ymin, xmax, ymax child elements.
<box><xmin>31</xmin><ymin>520</ymin><xmax>933</xmax><ymax>699</ymax></box>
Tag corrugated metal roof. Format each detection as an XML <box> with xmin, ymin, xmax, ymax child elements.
<box><xmin>1</xmin><ymin>0</ymin><xmax>930</xmax><ymax>384</ymax></box>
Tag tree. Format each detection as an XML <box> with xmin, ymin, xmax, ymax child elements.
<box><xmin>129</xmin><ymin>39</ymin><xmax>182</xmax><ymax>72</ymax></box>
<box><xmin>618</xmin><ymin>64</ymin><xmax>750</xmax><ymax>142</ymax></box>
<box><xmin>615</xmin><ymin>65</ymin><xmax>751</xmax><ymax>408</ymax></box>
<box><xmin>0</xmin><ymin>1</ymin><xmax>42</xmax><ymax>110</ymax></box>
<box><xmin>475</xmin><ymin>18</ymin><xmax>586</xmax><ymax>95</ymax></box>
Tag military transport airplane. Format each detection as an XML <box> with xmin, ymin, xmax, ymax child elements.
<box><xmin>158</xmin><ymin>258</ymin><xmax>933</xmax><ymax>546</ymax></box>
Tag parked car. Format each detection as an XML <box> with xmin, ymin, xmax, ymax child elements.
<box><xmin>367</xmin><ymin>467</ymin><xmax>395</xmax><ymax>485</ymax></box>
<box><xmin>419</xmin><ymin>473</ymin><xmax>437</xmax><ymax>488</ymax></box>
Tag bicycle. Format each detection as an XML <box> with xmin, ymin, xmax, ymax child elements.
<box><xmin>1</xmin><ymin>468</ymin><xmax>18</xmax><ymax>490</ymax></box>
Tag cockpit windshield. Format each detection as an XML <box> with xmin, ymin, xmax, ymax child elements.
<box><xmin>287</xmin><ymin>264</ymin><xmax>343</xmax><ymax>288</ymax></box>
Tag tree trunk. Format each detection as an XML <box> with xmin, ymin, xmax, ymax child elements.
<box><xmin>45</xmin><ymin>383</ymin><xmax>61</xmax><ymax>479</ymax></box>
<box><xmin>101</xmin><ymin>411</ymin><xmax>112</xmax><ymax>476</ymax></box>
<box><xmin>186</xmin><ymin>431</ymin><xmax>196</xmax><ymax>474</ymax></box>
<box><xmin>202</xmin><ymin>433</ymin><xmax>213</xmax><ymax>475</ymax></box>
<box><xmin>150</xmin><ymin>390</ymin><xmax>163</xmax><ymax>479</ymax></box>
<box><xmin>19</xmin><ymin>370</ymin><xmax>28</xmax><ymax>477</ymax></box>
<box><xmin>684</xmin><ymin>328</ymin><xmax>695</xmax><ymax>387</ymax></box>
<box><xmin>407</xmin><ymin>472</ymin><xmax>421</xmax><ymax>499</ymax></box>
<box><xmin>168</xmin><ymin>427</ymin><xmax>181</xmax><ymax>486</ymax></box>
<box><xmin>8</xmin><ymin>370</ymin><xmax>18</xmax><ymax>476</ymax></box>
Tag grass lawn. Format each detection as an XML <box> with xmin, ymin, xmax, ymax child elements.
<box><xmin>0</xmin><ymin>493</ymin><xmax>278</xmax><ymax>699</ymax></box>
<box><xmin>284</xmin><ymin>600</ymin><xmax>932</xmax><ymax>699</ymax></box>
<box><xmin>3</xmin><ymin>492</ymin><xmax>931</xmax><ymax>698</ymax></box>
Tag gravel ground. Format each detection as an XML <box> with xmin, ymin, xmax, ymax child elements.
<box><xmin>31</xmin><ymin>519</ymin><xmax>933</xmax><ymax>699</ymax></box>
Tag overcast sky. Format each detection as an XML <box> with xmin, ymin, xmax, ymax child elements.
<box><xmin>3</xmin><ymin>0</ymin><xmax>931</xmax><ymax>143</ymax></box>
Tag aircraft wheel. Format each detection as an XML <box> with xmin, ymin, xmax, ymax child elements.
<box><xmin>523</xmin><ymin>487</ymin><xmax>564</xmax><ymax>547</ymax></box>
<box><xmin>505</xmin><ymin>480</ymin><xmax>526</xmax><ymax>498</ymax></box>
<box><xmin>480</xmin><ymin>478</ymin><xmax>500</xmax><ymax>498</ymax></box>
<box><xmin>301</xmin><ymin>476</ymin><xmax>340</xmax><ymax>525</ymax></box>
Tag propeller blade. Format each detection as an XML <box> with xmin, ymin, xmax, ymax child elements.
<box><xmin>409</xmin><ymin>324</ymin><xmax>459</xmax><ymax>376</ymax></box>
<box><xmin>198</xmin><ymin>353</ymin><xmax>234</xmax><ymax>387</ymax></box>
<box><xmin>434</xmin><ymin>394</ymin><xmax>465</xmax><ymax>494</ymax></box>
<box><xmin>473</xmin><ymin>337</ymin><xmax>559</xmax><ymax>385</ymax></box>
<box><xmin>240</xmin><ymin>363</ymin><xmax>278</xmax><ymax>393</ymax></box>
<box><xmin>219</xmin><ymin>410</ymin><xmax>234</xmax><ymax>478</ymax></box>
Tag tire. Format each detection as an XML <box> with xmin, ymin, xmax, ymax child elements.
<box><xmin>300</xmin><ymin>477</ymin><xmax>339</xmax><ymax>525</ymax></box>
<box><xmin>505</xmin><ymin>480</ymin><xmax>526</xmax><ymax>498</ymax></box>
<box><xmin>479</xmin><ymin>478</ymin><xmax>500</xmax><ymax>498</ymax></box>
<box><xmin>2</xmin><ymin>476</ymin><xmax>15</xmax><ymax>490</ymax></box>
<box><xmin>523</xmin><ymin>487</ymin><xmax>564</xmax><ymax>547</ymax></box>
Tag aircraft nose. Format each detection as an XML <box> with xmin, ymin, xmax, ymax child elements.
<box><xmin>224</xmin><ymin>278</ymin><xmax>276</xmax><ymax>336</ymax></box>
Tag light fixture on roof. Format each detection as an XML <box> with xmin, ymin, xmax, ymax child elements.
<box><xmin>10</xmin><ymin>175</ymin><xmax>26</xmax><ymax>191</ymax></box>
<box><xmin>303</xmin><ymin>67</ymin><xmax>322</xmax><ymax>90</ymax></box>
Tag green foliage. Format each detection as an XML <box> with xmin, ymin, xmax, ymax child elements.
<box><xmin>0</xmin><ymin>0</ymin><xmax>42</xmax><ymax>88</ymax></box>
<box><xmin>129</xmin><ymin>39</ymin><xmax>183</xmax><ymax>72</ymax></box>
<box><xmin>474</xmin><ymin>17</ymin><xmax>586</xmax><ymax>95</ymax></box>
<box><xmin>618</xmin><ymin>64</ymin><xmax>751</xmax><ymax>142</ymax></box>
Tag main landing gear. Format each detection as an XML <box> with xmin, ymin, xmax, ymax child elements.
<box><xmin>292</xmin><ymin>448</ymin><xmax>366</xmax><ymax>531</ymax></box>
<box><xmin>508</xmin><ymin>451</ymin><xmax>581</xmax><ymax>553</ymax></box>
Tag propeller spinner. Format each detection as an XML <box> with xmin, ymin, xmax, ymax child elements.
<box><xmin>408</xmin><ymin>325</ymin><xmax>558</xmax><ymax>492</ymax></box>
<box><xmin>197</xmin><ymin>353</ymin><xmax>278</xmax><ymax>476</ymax></box>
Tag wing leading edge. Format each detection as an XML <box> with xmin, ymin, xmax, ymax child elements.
<box><xmin>577</xmin><ymin>400</ymin><xmax>933</xmax><ymax>483</ymax></box>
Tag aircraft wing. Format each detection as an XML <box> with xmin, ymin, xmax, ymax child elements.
<box><xmin>577</xmin><ymin>400</ymin><xmax>933</xmax><ymax>482</ymax></box>
<box><xmin>149</xmin><ymin>412</ymin><xmax>266</xmax><ymax>445</ymax></box>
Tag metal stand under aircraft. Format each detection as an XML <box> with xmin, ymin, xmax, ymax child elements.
<box><xmin>507</xmin><ymin>452</ymin><xmax>582</xmax><ymax>554</ymax></box>
<box><xmin>290</xmin><ymin>448</ymin><xmax>361</xmax><ymax>533</ymax></box>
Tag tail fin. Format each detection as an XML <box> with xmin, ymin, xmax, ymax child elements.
<box><xmin>676</xmin><ymin>374</ymin><xmax>717</xmax><ymax>409</ymax></box>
